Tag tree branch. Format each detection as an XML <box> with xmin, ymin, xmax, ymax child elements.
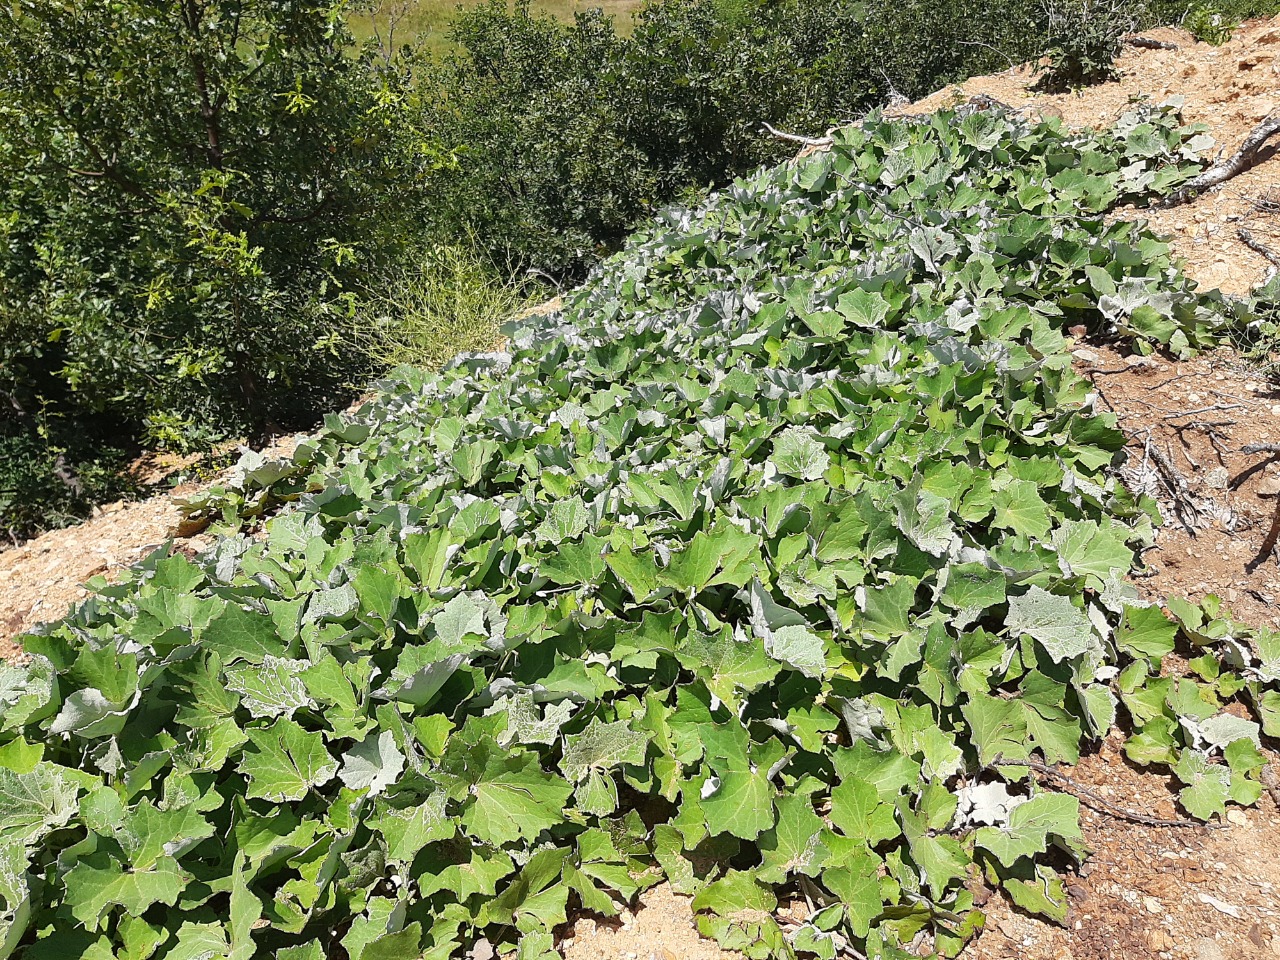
<box><xmin>761</xmin><ymin>122</ymin><xmax>833</xmax><ymax>149</ymax></box>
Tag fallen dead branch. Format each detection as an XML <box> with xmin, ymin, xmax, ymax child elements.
<box><xmin>1238</xmin><ymin>228</ymin><xmax>1280</xmax><ymax>268</ymax></box>
<box><xmin>1247</xmin><ymin>499</ymin><xmax>1280</xmax><ymax>572</ymax></box>
<box><xmin>1262</xmin><ymin>764</ymin><xmax>1280</xmax><ymax>809</ymax></box>
<box><xmin>762</xmin><ymin>122</ymin><xmax>833</xmax><ymax>149</ymax></box>
<box><xmin>1162</xmin><ymin>112</ymin><xmax>1280</xmax><ymax>208</ymax></box>
<box><xmin>1123</xmin><ymin>34</ymin><xmax>1178</xmax><ymax>50</ymax></box>
<box><xmin>1247</xmin><ymin>479</ymin><xmax>1280</xmax><ymax>573</ymax></box>
<box><xmin>1163</xmin><ymin>403</ymin><xmax>1242</xmax><ymax>420</ymax></box>
<box><xmin>994</xmin><ymin>759</ymin><xmax>1224</xmax><ymax>829</ymax></box>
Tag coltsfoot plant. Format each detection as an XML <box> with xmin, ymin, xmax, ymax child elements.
<box><xmin>2</xmin><ymin>105</ymin><xmax>1274</xmax><ymax>960</ymax></box>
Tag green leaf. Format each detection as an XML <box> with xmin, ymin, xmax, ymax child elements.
<box><xmin>764</xmin><ymin>624</ymin><xmax>827</xmax><ymax>678</ymax></box>
<box><xmin>202</xmin><ymin>603</ymin><xmax>287</xmax><ymax>664</ymax></box>
<box><xmin>464</xmin><ymin>753</ymin><xmax>572</xmax><ymax>846</ymax></box>
<box><xmin>239</xmin><ymin>718</ymin><xmax>339</xmax><ymax>802</ymax></box>
<box><xmin>0</xmin><ymin>765</ymin><xmax>78</xmax><ymax>848</ymax></box>
<box><xmin>535</xmin><ymin>497</ymin><xmax>590</xmax><ymax>545</ymax></box>
<box><xmin>992</xmin><ymin>480</ymin><xmax>1052</xmax><ymax>539</ymax></box>
<box><xmin>898</xmin><ymin>798</ymin><xmax>969</xmax><ymax>899</ymax></box>
<box><xmin>1173</xmin><ymin>750</ymin><xmax>1230</xmax><ymax>820</ymax></box>
<box><xmin>1115</xmin><ymin>604</ymin><xmax>1177</xmax><ymax>661</ymax></box>
<box><xmin>1006</xmin><ymin>587</ymin><xmax>1095</xmax><ymax>663</ymax></box>
<box><xmin>339</xmin><ymin>730</ymin><xmax>406</xmax><ymax>796</ymax></box>
<box><xmin>700</xmin><ymin>767</ymin><xmax>775</xmax><ymax>841</ymax></box>
<box><xmin>771</xmin><ymin>427</ymin><xmax>830</xmax><ymax>481</ymax></box>
<box><xmin>821</xmin><ymin>853</ymin><xmax>882</xmax><ymax>938</ymax></box>
<box><xmin>836</xmin><ymin>288</ymin><xmax>892</xmax><ymax>329</ymax></box>
<box><xmin>757</xmin><ymin>795</ymin><xmax>827</xmax><ymax>883</ymax></box>
<box><xmin>63</xmin><ymin>853</ymin><xmax>187</xmax><ymax>931</ymax></box>
<box><xmin>560</xmin><ymin>718</ymin><xmax>648</xmax><ymax>782</ymax></box>
<box><xmin>225</xmin><ymin>655</ymin><xmax>313</xmax><ymax>719</ymax></box>
<box><xmin>975</xmin><ymin>794</ymin><xmax>1082</xmax><ymax>866</ymax></box>
<box><xmin>1052</xmin><ymin>519</ymin><xmax>1133</xmax><ymax>582</ymax></box>
<box><xmin>691</xmin><ymin>870</ymin><xmax>777</xmax><ymax>916</ymax></box>
<box><xmin>1002</xmin><ymin>864</ymin><xmax>1070</xmax><ymax>924</ymax></box>
<box><xmin>432</xmin><ymin>593</ymin><xmax>489</xmax><ymax>650</ymax></box>
<box><xmin>376</xmin><ymin>792</ymin><xmax>453</xmax><ymax>862</ymax></box>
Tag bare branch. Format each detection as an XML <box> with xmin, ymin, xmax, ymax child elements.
<box><xmin>1248</xmin><ymin>495</ymin><xmax>1280</xmax><ymax>573</ymax></box>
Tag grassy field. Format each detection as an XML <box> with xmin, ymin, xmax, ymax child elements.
<box><xmin>349</xmin><ymin>0</ymin><xmax>645</xmax><ymax>54</ymax></box>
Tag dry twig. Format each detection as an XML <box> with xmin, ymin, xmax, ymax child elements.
<box><xmin>1146</xmin><ymin>437</ymin><xmax>1200</xmax><ymax>534</ymax></box>
<box><xmin>1262</xmin><ymin>764</ymin><xmax>1280</xmax><ymax>809</ymax></box>
<box><xmin>1247</xmin><ymin>493</ymin><xmax>1280</xmax><ymax>573</ymax></box>
<box><xmin>1164</xmin><ymin>403</ymin><xmax>1242</xmax><ymax>420</ymax></box>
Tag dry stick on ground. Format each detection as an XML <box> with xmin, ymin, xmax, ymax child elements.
<box><xmin>1230</xmin><ymin>447</ymin><xmax>1280</xmax><ymax>490</ymax></box>
<box><xmin>1175</xmin><ymin>420</ymin><xmax>1235</xmax><ymax>464</ymax></box>
<box><xmin>1262</xmin><ymin>765</ymin><xmax>1280</xmax><ymax>809</ymax></box>
<box><xmin>1238</xmin><ymin>228</ymin><xmax>1280</xmax><ymax>268</ymax></box>
<box><xmin>994</xmin><ymin>759</ymin><xmax>1224</xmax><ymax>829</ymax></box>
<box><xmin>1123</xmin><ymin>34</ymin><xmax>1179</xmax><ymax>50</ymax></box>
<box><xmin>1161</xmin><ymin>112</ymin><xmax>1280</xmax><ymax>208</ymax></box>
<box><xmin>1163</xmin><ymin>402</ymin><xmax>1242</xmax><ymax>420</ymax></box>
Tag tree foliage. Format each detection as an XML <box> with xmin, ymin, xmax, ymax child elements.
<box><xmin>0</xmin><ymin>0</ymin><xmax>426</xmax><ymax>448</ymax></box>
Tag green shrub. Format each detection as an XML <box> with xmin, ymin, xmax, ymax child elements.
<box><xmin>1185</xmin><ymin>2</ymin><xmax>1238</xmax><ymax>41</ymax></box>
<box><xmin>0</xmin><ymin>419</ymin><xmax>135</xmax><ymax>544</ymax></box>
<box><xmin>418</xmin><ymin>0</ymin><xmax>1048</xmax><ymax>278</ymax></box>
<box><xmin>1145</xmin><ymin>0</ymin><xmax>1280</xmax><ymax>37</ymax></box>
<box><xmin>1035</xmin><ymin>0</ymin><xmax>1137</xmax><ymax>90</ymax></box>
<box><xmin>0</xmin><ymin>0</ymin><xmax>426</xmax><ymax>449</ymax></box>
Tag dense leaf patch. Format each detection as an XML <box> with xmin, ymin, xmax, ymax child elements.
<box><xmin>2</xmin><ymin>106</ymin><xmax>1277</xmax><ymax>960</ymax></box>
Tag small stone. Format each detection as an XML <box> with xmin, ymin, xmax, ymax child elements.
<box><xmin>1144</xmin><ymin>895</ymin><xmax>1164</xmax><ymax>914</ymax></box>
<box><xmin>1226</xmin><ymin>809</ymin><xmax>1249</xmax><ymax>826</ymax></box>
